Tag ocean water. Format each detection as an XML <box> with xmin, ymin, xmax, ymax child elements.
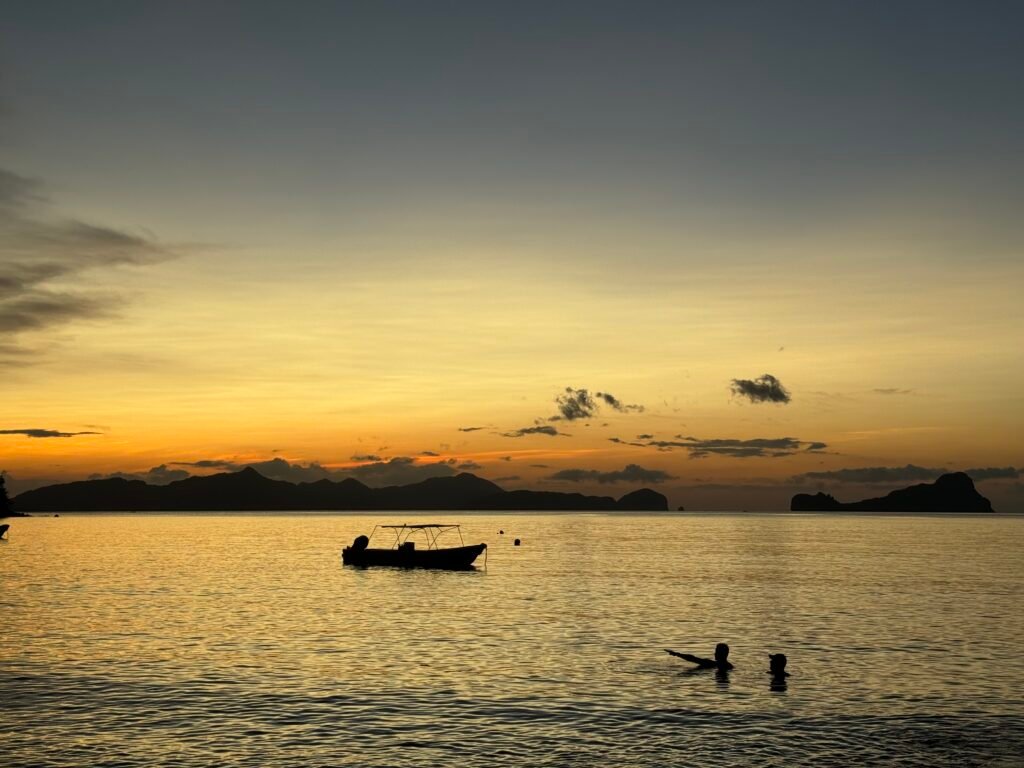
<box><xmin>2</xmin><ymin>513</ymin><xmax>1023</xmax><ymax>767</ymax></box>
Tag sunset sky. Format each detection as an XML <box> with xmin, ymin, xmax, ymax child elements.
<box><xmin>2</xmin><ymin>2</ymin><xmax>1022</xmax><ymax>509</ymax></box>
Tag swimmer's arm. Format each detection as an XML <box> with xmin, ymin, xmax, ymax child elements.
<box><xmin>665</xmin><ymin>650</ymin><xmax>714</xmax><ymax>666</ymax></box>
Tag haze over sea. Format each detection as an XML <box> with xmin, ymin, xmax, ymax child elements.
<box><xmin>3</xmin><ymin>512</ymin><xmax>1023</xmax><ymax>767</ymax></box>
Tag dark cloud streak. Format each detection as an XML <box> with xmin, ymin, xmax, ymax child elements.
<box><xmin>730</xmin><ymin>374</ymin><xmax>791</xmax><ymax>404</ymax></box>
<box><xmin>0</xmin><ymin>167</ymin><xmax>177</xmax><ymax>356</ymax></box>
<box><xmin>501</xmin><ymin>425</ymin><xmax>565</xmax><ymax>438</ymax></box>
<box><xmin>552</xmin><ymin>387</ymin><xmax>644</xmax><ymax>421</ymax></box>
<box><xmin>647</xmin><ymin>436</ymin><xmax>825</xmax><ymax>458</ymax></box>
<box><xmin>795</xmin><ymin>464</ymin><xmax>1020</xmax><ymax>484</ymax></box>
<box><xmin>0</xmin><ymin>427</ymin><xmax>101</xmax><ymax>438</ymax></box>
<box><xmin>547</xmin><ymin>464</ymin><xmax>675</xmax><ymax>484</ymax></box>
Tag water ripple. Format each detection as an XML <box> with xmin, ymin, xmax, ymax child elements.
<box><xmin>2</xmin><ymin>513</ymin><xmax>1023</xmax><ymax>766</ymax></box>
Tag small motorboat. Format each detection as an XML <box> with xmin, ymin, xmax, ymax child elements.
<box><xmin>0</xmin><ymin>523</ymin><xmax>9</xmax><ymax>539</ymax></box>
<box><xmin>342</xmin><ymin>524</ymin><xmax>486</xmax><ymax>570</ymax></box>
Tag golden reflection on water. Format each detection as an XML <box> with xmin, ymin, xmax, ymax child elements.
<box><xmin>2</xmin><ymin>513</ymin><xmax>1023</xmax><ymax>766</ymax></box>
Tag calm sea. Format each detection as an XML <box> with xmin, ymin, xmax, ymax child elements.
<box><xmin>2</xmin><ymin>513</ymin><xmax>1023</xmax><ymax>767</ymax></box>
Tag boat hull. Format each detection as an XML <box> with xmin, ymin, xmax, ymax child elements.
<box><xmin>342</xmin><ymin>543</ymin><xmax>486</xmax><ymax>570</ymax></box>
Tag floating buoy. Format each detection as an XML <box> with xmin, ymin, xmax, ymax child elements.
<box><xmin>499</xmin><ymin>530</ymin><xmax>504</xmax><ymax>534</ymax></box>
<box><xmin>514</xmin><ymin>538</ymin><xmax>521</xmax><ymax>546</ymax></box>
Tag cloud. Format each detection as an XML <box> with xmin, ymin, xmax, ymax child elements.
<box><xmin>247</xmin><ymin>458</ymin><xmax>332</xmax><ymax>482</ymax></box>
<box><xmin>494</xmin><ymin>475</ymin><xmax>520</xmax><ymax>482</ymax></box>
<box><xmin>175</xmin><ymin>459</ymin><xmax>240</xmax><ymax>469</ymax></box>
<box><xmin>730</xmin><ymin>374</ymin><xmax>791</xmax><ymax>404</ymax></box>
<box><xmin>609</xmin><ymin>437</ymin><xmax>645</xmax><ymax>446</ymax></box>
<box><xmin>351</xmin><ymin>454</ymin><xmax>383</xmax><ymax>462</ymax></box>
<box><xmin>554</xmin><ymin>387</ymin><xmax>598</xmax><ymax>421</ymax></box>
<box><xmin>457</xmin><ymin>461</ymin><xmax>482</xmax><ymax>471</ymax></box>
<box><xmin>501</xmin><ymin>425</ymin><xmax>565</xmax><ymax>438</ymax></box>
<box><xmin>596</xmin><ymin>392</ymin><xmax>644</xmax><ymax>413</ymax></box>
<box><xmin>547</xmin><ymin>463</ymin><xmax>676</xmax><ymax>485</ymax></box>
<box><xmin>964</xmin><ymin>467</ymin><xmax>1020</xmax><ymax>481</ymax></box>
<box><xmin>500</xmin><ymin>456</ymin><xmax>512</xmax><ymax>462</ymax></box>
<box><xmin>873</xmin><ymin>388</ymin><xmax>915</xmax><ymax>395</ymax></box>
<box><xmin>636</xmin><ymin>434</ymin><xmax>654</xmax><ymax>440</ymax></box>
<box><xmin>647</xmin><ymin>436</ymin><xmax>825</xmax><ymax>458</ymax></box>
<box><xmin>530</xmin><ymin>464</ymin><xmax>550</xmax><ymax>468</ymax></box>
<box><xmin>247</xmin><ymin>456</ymin><xmax>455</xmax><ymax>486</ymax></box>
<box><xmin>0</xmin><ymin>428</ymin><xmax>101</xmax><ymax>438</ymax></box>
<box><xmin>420</xmin><ymin>450</ymin><xmax>440</xmax><ymax>456</ymax></box>
<box><xmin>0</xmin><ymin>292</ymin><xmax>113</xmax><ymax>333</ymax></box>
<box><xmin>458</xmin><ymin>426</ymin><xmax>484</xmax><ymax>432</ymax></box>
<box><xmin>794</xmin><ymin>464</ymin><xmax>1020</xmax><ymax>484</ymax></box>
<box><xmin>794</xmin><ymin>464</ymin><xmax>944</xmax><ymax>484</ymax></box>
<box><xmin>346</xmin><ymin>457</ymin><xmax>456</xmax><ymax>486</ymax></box>
<box><xmin>0</xmin><ymin>167</ymin><xmax>177</xmax><ymax>356</ymax></box>
<box><xmin>90</xmin><ymin>464</ymin><xmax>190</xmax><ymax>485</ymax></box>
<box><xmin>552</xmin><ymin>387</ymin><xmax>645</xmax><ymax>421</ymax></box>
<box><xmin>170</xmin><ymin>456</ymin><xmax>456</xmax><ymax>486</ymax></box>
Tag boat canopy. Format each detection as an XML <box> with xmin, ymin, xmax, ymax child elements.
<box><xmin>369</xmin><ymin>523</ymin><xmax>466</xmax><ymax>550</ymax></box>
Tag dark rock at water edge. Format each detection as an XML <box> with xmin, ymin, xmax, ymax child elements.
<box><xmin>12</xmin><ymin>469</ymin><xmax>671</xmax><ymax>512</ymax></box>
<box><xmin>791</xmin><ymin>472</ymin><xmax>994</xmax><ymax>512</ymax></box>
<box><xmin>617</xmin><ymin>488</ymin><xmax>670</xmax><ymax>512</ymax></box>
<box><xmin>0</xmin><ymin>473</ymin><xmax>28</xmax><ymax>517</ymax></box>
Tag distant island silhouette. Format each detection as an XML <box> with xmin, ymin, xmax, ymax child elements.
<box><xmin>791</xmin><ymin>472</ymin><xmax>994</xmax><ymax>512</ymax></box>
<box><xmin>12</xmin><ymin>468</ymin><xmax>670</xmax><ymax>513</ymax></box>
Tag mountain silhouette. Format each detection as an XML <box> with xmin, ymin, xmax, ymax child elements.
<box><xmin>12</xmin><ymin>469</ymin><xmax>669</xmax><ymax>512</ymax></box>
<box><xmin>791</xmin><ymin>472</ymin><xmax>994</xmax><ymax>512</ymax></box>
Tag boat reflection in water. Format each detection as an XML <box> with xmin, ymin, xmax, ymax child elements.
<box><xmin>342</xmin><ymin>524</ymin><xmax>486</xmax><ymax>570</ymax></box>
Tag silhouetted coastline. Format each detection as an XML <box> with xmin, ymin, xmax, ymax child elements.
<box><xmin>791</xmin><ymin>472</ymin><xmax>993</xmax><ymax>512</ymax></box>
<box><xmin>12</xmin><ymin>468</ymin><xmax>670</xmax><ymax>513</ymax></box>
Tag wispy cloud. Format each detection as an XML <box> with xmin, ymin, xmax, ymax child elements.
<box><xmin>547</xmin><ymin>464</ymin><xmax>675</xmax><ymax>484</ymax></box>
<box><xmin>554</xmin><ymin>387</ymin><xmax>597</xmax><ymax>420</ymax></box>
<box><xmin>0</xmin><ymin>427</ymin><xmax>101</xmax><ymax>438</ymax></box>
<box><xmin>648</xmin><ymin>436</ymin><xmax>825</xmax><ymax>458</ymax></box>
<box><xmin>458</xmin><ymin>426</ymin><xmax>485</xmax><ymax>432</ymax></box>
<box><xmin>596</xmin><ymin>392</ymin><xmax>644</xmax><ymax>413</ymax></box>
<box><xmin>794</xmin><ymin>464</ymin><xmax>1020</xmax><ymax>484</ymax></box>
<box><xmin>0</xmin><ymin>167</ymin><xmax>178</xmax><ymax>357</ymax></box>
<box><xmin>730</xmin><ymin>374</ymin><xmax>791</xmax><ymax>404</ymax></box>
<box><xmin>966</xmin><ymin>467</ymin><xmax>1021</xmax><ymax>481</ymax></box>
<box><xmin>872</xmin><ymin>388</ymin><xmax>915</xmax><ymax>396</ymax></box>
<box><xmin>345</xmin><ymin>456</ymin><xmax>456</xmax><ymax>485</ymax></box>
<box><xmin>90</xmin><ymin>464</ymin><xmax>190</xmax><ymax>484</ymax></box>
<box><xmin>167</xmin><ymin>456</ymin><xmax>457</xmax><ymax>486</ymax></box>
<box><xmin>609</xmin><ymin>437</ymin><xmax>646</xmax><ymax>446</ymax></box>
<box><xmin>551</xmin><ymin>387</ymin><xmax>644</xmax><ymax>420</ymax></box>
<box><xmin>501</xmin><ymin>425</ymin><xmax>565</xmax><ymax>438</ymax></box>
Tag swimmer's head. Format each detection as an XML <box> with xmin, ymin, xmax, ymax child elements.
<box><xmin>715</xmin><ymin>643</ymin><xmax>730</xmax><ymax>662</ymax></box>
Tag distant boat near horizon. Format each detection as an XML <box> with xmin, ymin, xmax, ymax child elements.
<box><xmin>341</xmin><ymin>523</ymin><xmax>487</xmax><ymax>570</ymax></box>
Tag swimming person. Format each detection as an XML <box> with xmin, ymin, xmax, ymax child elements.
<box><xmin>665</xmin><ymin>642</ymin><xmax>734</xmax><ymax>670</ymax></box>
<box><xmin>768</xmin><ymin>653</ymin><xmax>790</xmax><ymax>678</ymax></box>
<box><xmin>768</xmin><ymin>653</ymin><xmax>790</xmax><ymax>691</ymax></box>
